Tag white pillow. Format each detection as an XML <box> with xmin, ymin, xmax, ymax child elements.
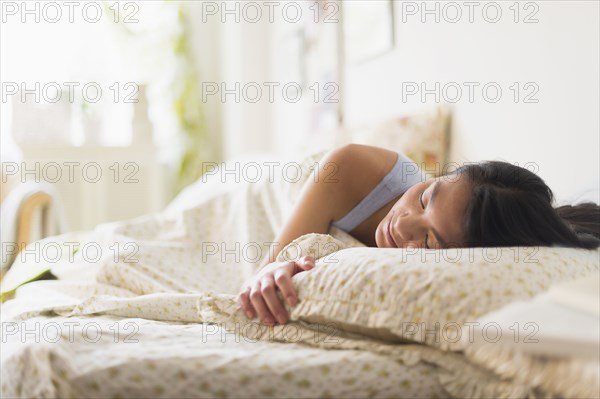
<box><xmin>277</xmin><ymin>233</ymin><xmax>600</xmax><ymax>351</ymax></box>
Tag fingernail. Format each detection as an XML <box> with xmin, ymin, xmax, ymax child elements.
<box><xmin>264</xmin><ymin>317</ymin><xmax>274</xmax><ymax>325</ymax></box>
<box><xmin>245</xmin><ymin>310</ymin><xmax>253</xmax><ymax>319</ymax></box>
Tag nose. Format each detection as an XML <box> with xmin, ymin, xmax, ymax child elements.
<box><xmin>395</xmin><ymin>210</ymin><xmax>426</xmax><ymax>243</ymax></box>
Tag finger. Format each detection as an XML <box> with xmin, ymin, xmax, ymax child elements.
<box><xmin>297</xmin><ymin>255</ymin><xmax>315</xmax><ymax>271</ymax></box>
<box><xmin>274</xmin><ymin>267</ymin><xmax>297</xmax><ymax>308</ymax></box>
<box><xmin>304</xmin><ymin>255</ymin><xmax>315</xmax><ymax>268</ymax></box>
<box><xmin>260</xmin><ymin>275</ymin><xmax>289</xmax><ymax>325</ymax></box>
<box><xmin>238</xmin><ymin>288</ymin><xmax>255</xmax><ymax>319</ymax></box>
<box><xmin>249</xmin><ymin>282</ymin><xmax>276</xmax><ymax>326</ymax></box>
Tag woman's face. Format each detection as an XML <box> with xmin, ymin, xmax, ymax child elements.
<box><xmin>375</xmin><ymin>174</ymin><xmax>471</xmax><ymax>249</ymax></box>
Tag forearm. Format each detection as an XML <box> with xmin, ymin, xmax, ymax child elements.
<box><xmin>256</xmin><ymin>200</ymin><xmax>332</xmax><ymax>272</ymax></box>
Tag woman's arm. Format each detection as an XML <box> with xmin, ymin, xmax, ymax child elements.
<box><xmin>260</xmin><ymin>143</ymin><xmax>400</xmax><ymax>268</ymax></box>
<box><xmin>257</xmin><ymin>146</ymin><xmax>350</xmax><ymax>269</ymax></box>
<box><xmin>238</xmin><ymin>144</ymin><xmax>399</xmax><ymax>325</ymax></box>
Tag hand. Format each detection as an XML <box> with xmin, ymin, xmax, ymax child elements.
<box><xmin>238</xmin><ymin>255</ymin><xmax>315</xmax><ymax>325</ymax></box>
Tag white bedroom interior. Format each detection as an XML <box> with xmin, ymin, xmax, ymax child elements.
<box><xmin>1</xmin><ymin>1</ymin><xmax>599</xmax><ymax>398</ymax></box>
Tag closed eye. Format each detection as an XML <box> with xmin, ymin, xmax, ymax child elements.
<box><xmin>419</xmin><ymin>191</ymin><xmax>430</xmax><ymax>249</ymax></box>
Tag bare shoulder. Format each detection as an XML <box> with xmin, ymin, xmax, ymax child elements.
<box><xmin>325</xmin><ymin>144</ymin><xmax>399</xmax><ymax>187</ymax></box>
<box><xmin>323</xmin><ymin>144</ymin><xmax>399</xmax><ymax>219</ymax></box>
<box><xmin>331</xmin><ymin>143</ymin><xmax>398</xmax><ymax>171</ymax></box>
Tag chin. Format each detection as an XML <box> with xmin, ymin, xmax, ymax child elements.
<box><xmin>374</xmin><ymin>223</ymin><xmax>385</xmax><ymax>248</ymax></box>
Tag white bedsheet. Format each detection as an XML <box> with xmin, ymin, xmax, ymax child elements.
<box><xmin>2</xmin><ymin>313</ymin><xmax>450</xmax><ymax>398</ymax></box>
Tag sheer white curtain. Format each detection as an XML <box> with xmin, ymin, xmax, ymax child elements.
<box><xmin>1</xmin><ymin>2</ymin><xmax>138</xmax><ymax>147</ymax></box>
<box><xmin>1</xmin><ymin>1</ymin><xmax>208</xmax><ymax>196</ymax></box>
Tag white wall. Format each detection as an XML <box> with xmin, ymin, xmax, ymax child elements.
<box><xmin>186</xmin><ymin>1</ymin><xmax>276</xmax><ymax>162</ymax></box>
<box><xmin>185</xmin><ymin>1</ymin><xmax>599</xmax><ymax>203</ymax></box>
<box><xmin>185</xmin><ymin>1</ymin><xmax>341</xmax><ymax>162</ymax></box>
<box><xmin>343</xmin><ymin>1</ymin><xmax>599</xmax><ymax>203</ymax></box>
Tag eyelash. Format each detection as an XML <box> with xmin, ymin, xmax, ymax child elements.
<box><xmin>419</xmin><ymin>191</ymin><xmax>430</xmax><ymax>249</ymax></box>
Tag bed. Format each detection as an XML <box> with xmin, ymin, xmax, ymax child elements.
<box><xmin>2</xmin><ymin>149</ymin><xmax>599</xmax><ymax>398</ymax></box>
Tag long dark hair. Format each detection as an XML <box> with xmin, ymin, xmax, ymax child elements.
<box><xmin>454</xmin><ymin>161</ymin><xmax>600</xmax><ymax>249</ymax></box>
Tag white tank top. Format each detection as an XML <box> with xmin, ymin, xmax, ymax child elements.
<box><xmin>331</xmin><ymin>151</ymin><xmax>425</xmax><ymax>232</ymax></box>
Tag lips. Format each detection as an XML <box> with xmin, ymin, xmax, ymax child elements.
<box><xmin>386</xmin><ymin>217</ymin><xmax>398</xmax><ymax>248</ymax></box>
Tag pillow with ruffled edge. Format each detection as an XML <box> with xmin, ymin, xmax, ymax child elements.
<box><xmin>276</xmin><ymin>232</ymin><xmax>600</xmax><ymax>351</ymax></box>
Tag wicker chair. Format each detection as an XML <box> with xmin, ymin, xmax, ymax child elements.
<box><xmin>1</xmin><ymin>181</ymin><xmax>59</xmax><ymax>279</ymax></box>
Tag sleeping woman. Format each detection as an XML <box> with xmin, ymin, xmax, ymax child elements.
<box><xmin>237</xmin><ymin>144</ymin><xmax>600</xmax><ymax>326</ymax></box>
